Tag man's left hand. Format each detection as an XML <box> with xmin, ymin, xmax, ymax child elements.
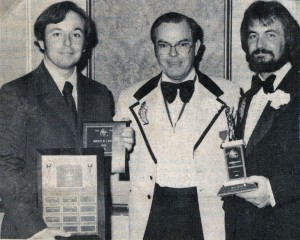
<box><xmin>236</xmin><ymin>175</ymin><xmax>271</xmax><ymax>208</ymax></box>
<box><xmin>121</xmin><ymin>126</ymin><xmax>135</xmax><ymax>152</ymax></box>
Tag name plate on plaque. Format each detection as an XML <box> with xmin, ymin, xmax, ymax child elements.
<box><xmin>83</xmin><ymin>121</ymin><xmax>128</xmax><ymax>162</ymax></box>
<box><xmin>37</xmin><ymin>149</ymin><xmax>106</xmax><ymax>239</ymax></box>
<box><xmin>217</xmin><ymin>140</ymin><xmax>257</xmax><ymax>197</ymax></box>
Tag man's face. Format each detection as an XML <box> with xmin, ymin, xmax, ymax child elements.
<box><xmin>154</xmin><ymin>21</ymin><xmax>200</xmax><ymax>82</ymax></box>
<box><xmin>38</xmin><ymin>11</ymin><xmax>85</xmax><ymax>70</ymax></box>
<box><xmin>246</xmin><ymin>19</ymin><xmax>287</xmax><ymax>73</ymax></box>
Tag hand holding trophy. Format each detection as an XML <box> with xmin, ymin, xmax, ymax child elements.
<box><xmin>217</xmin><ymin>106</ymin><xmax>257</xmax><ymax>197</ymax></box>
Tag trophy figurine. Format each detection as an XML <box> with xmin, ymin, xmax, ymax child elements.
<box><xmin>217</xmin><ymin>106</ymin><xmax>257</xmax><ymax>197</ymax></box>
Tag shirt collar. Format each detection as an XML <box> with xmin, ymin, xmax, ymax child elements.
<box><xmin>258</xmin><ymin>62</ymin><xmax>292</xmax><ymax>90</ymax></box>
<box><xmin>43</xmin><ymin>59</ymin><xmax>78</xmax><ymax>94</ymax></box>
<box><xmin>161</xmin><ymin>68</ymin><xmax>196</xmax><ymax>83</ymax></box>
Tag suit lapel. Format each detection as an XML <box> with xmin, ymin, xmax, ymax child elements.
<box><xmin>276</xmin><ymin>67</ymin><xmax>299</xmax><ymax>101</ymax></box>
<box><xmin>245</xmin><ymin>102</ymin><xmax>275</xmax><ymax>156</ymax></box>
<box><xmin>77</xmin><ymin>75</ymin><xmax>93</xmax><ymax>141</ymax></box>
<box><xmin>130</xmin><ymin>74</ymin><xmax>162</xmax><ymax>164</ymax></box>
<box><xmin>192</xmin><ymin>70</ymin><xmax>225</xmax><ymax>151</ymax></box>
<box><xmin>34</xmin><ymin>63</ymin><xmax>80</xmax><ymax>146</ymax></box>
<box><xmin>244</xmin><ymin>67</ymin><xmax>299</xmax><ymax>156</ymax></box>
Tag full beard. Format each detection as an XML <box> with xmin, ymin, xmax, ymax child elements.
<box><xmin>248</xmin><ymin>48</ymin><xmax>288</xmax><ymax>73</ymax></box>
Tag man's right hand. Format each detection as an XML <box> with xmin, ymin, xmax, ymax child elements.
<box><xmin>28</xmin><ymin>228</ymin><xmax>71</xmax><ymax>240</ymax></box>
<box><xmin>236</xmin><ymin>175</ymin><xmax>271</xmax><ymax>208</ymax></box>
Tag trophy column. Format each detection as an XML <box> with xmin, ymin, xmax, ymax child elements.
<box><xmin>217</xmin><ymin>106</ymin><xmax>257</xmax><ymax>197</ymax></box>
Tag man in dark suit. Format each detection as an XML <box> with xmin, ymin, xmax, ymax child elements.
<box><xmin>224</xmin><ymin>1</ymin><xmax>300</xmax><ymax>239</ymax></box>
<box><xmin>0</xmin><ymin>1</ymin><xmax>133</xmax><ymax>239</ymax></box>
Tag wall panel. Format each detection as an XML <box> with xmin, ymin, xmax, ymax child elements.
<box><xmin>92</xmin><ymin>0</ymin><xmax>226</xmax><ymax>100</ymax></box>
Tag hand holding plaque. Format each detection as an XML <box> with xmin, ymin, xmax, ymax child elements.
<box><xmin>217</xmin><ymin>107</ymin><xmax>257</xmax><ymax>197</ymax></box>
<box><xmin>83</xmin><ymin>122</ymin><xmax>129</xmax><ymax>173</ymax></box>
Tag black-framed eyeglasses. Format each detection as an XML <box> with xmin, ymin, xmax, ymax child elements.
<box><xmin>156</xmin><ymin>41</ymin><xmax>194</xmax><ymax>55</ymax></box>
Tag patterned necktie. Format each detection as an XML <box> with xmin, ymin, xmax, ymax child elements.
<box><xmin>62</xmin><ymin>81</ymin><xmax>77</xmax><ymax>125</ymax></box>
<box><xmin>161</xmin><ymin>80</ymin><xmax>195</xmax><ymax>103</ymax></box>
<box><xmin>251</xmin><ymin>74</ymin><xmax>276</xmax><ymax>94</ymax></box>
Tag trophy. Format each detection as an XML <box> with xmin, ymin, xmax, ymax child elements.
<box><xmin>217</xmin><ymin>107</ymin><xmax>257</xmax><ymax>197</ymax></box>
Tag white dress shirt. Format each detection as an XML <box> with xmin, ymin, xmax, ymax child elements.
<box><xmin>244</xmin><ymin>62</ymin><xmax>292</xmax><ymax>206</ymax></box>
<box><xmin>156</xmin><ymin>69</ymin><xmax>198</xmax><ymax>188</ymax></box>
<box><xmin>44</xmin><ymin>60</ymin><xmax>78</xmax><ymax>109</ymax></box>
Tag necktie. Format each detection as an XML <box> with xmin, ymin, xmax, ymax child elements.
<box><xmin>62</xmin><ymin>81</ymin><xmax>77</xmax><ymax>125</ymax></box>
<box><xmin>161</xmin><ymin>80</ymin><xmax>195</xmax><ymax>103</ymax></box>
<box><xmin>251</xmin><ymin>74</ymin><xmax>276</xmax><ymax>94</ymax></box>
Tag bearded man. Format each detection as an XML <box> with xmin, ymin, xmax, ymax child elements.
<box><xmin>224</xmin><ymin>1</ymin><xmax>300</xmax><ymax>240</ymax></box>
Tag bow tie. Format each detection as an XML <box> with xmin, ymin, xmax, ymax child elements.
<box><xmin>161</xmin><ymin>80</ymin><xmax>195</xmax><ymax>103</ymax></box>
<box><xmin>251</xmin><ymin>74</ymin><xmax>276</xmax><ymax>94</ymax></box>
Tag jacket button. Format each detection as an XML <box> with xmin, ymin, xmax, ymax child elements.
<box><xmin>147</xmin><ymin>195</ymin><xmax>151</xmax><ymax>199</ymax></box>
<box><xmin>150</xmin><ymin>176</ymin><xmax>153</xmax><ymax>180</ymax></box>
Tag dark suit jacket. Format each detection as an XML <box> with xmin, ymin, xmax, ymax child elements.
<box><xmin>0</xmin><ymin>62</ymin><xmax>114</xmax><ymax>239</ymax></box>
<box><xmin>224</xmin><ymin>66</ymin><xmax>300</xmax><ymax>240</ymax></box>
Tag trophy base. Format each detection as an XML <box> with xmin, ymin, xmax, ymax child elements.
<box><xmin>55</xmin><ymin>235</ymin><xmax>100</xmax><ymax>240</ymax></box>
<box><xmin>217</xmin><ymin>182</ymin><xmax>257</xmax><ymax>197</ymax></box>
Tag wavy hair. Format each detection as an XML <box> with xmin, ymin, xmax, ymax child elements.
<box><xmin>241</xmin><ymin>1</ymin><xmax>300</xmax><ymax>65</ymax></box>
<box><xmin>34</xmin><ymin>1</ymin><xmax>98</xmax><ymax>71</ymax></box>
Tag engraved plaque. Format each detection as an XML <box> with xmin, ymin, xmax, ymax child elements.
<box><xmin>37</xmin><ymin>149</ymin><xmax>107</xmax><ymax>239</ymax></box>
<box><xmin>218</xmin><ymin>140</ymin><xmax>257</xmax><ymax>197</ymax></box>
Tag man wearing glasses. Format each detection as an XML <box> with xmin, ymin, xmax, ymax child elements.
<box><xmin>114</xmin><ymin>12</ymin><xmax>240</xmax><ymax>239</ymax></box>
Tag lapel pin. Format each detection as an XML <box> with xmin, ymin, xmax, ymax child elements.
<box><xmin>138</xmin><ymin>101</ymin><xmax>149</xmax><ymax>125</ymax></box>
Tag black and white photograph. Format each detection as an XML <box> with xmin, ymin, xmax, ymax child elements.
<box><xmin>0</xmin><ymin>0</ymin><xmax>300</xmax><ymax>239</ymax></box>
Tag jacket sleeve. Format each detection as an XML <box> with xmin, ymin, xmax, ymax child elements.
<box><xmin>0</xmin><ymin>83</ymin><xmax>47</xmax><ymax>238</ymax></box>
<box><xmin>268</xmin><ymin>102</ymin><xmax>300</xmax><ymax>207</ymax></box>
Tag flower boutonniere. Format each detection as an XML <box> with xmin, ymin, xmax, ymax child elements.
<box><xmin>267</xmin><ymin>90</ymin><xmax>290</xmax><ymax>110</ymax></box>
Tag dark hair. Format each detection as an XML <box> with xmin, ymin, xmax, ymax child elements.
<box><xmin>34</xmin><ymin>1</ymin><xmax>98</xmax><ymax>71</ymax></box>
<box><xmin>150</xmin><ymin>12</ymin><xmax>203</xmax><ymax>44</ymax></box>
<box><xmin>241</xmin><ymin>1</ymin><xmax>300</xmax><ymax>65</ymax></box>
<box><xmin>150</xmin><ymin>12</ymin><xmax>205</xmax><ymax>68</ymax></box>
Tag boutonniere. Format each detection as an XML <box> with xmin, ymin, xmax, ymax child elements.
<box><xmin>138</xmin><ymin>101</ymin><xmax>149</xmax><ymax>125</ymax></box>
<box><xmin>267</xmin><ymin>90</ymin><xmax>290</xmax><ymax>110</ymax></box>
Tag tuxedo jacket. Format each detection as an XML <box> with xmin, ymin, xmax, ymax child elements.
<box><xmin>114</xmin><ymin>70</ymin><xmax>240</xmax><ymax>240</ymax></box>
<box><xmin>0</xmin><ymin>62</ymin><xmax>114</xmax><ymax>239</ymax></box>
<box><xmin>224</xmin><ymin>67</ymin><xmax>300</xmax><ymax>240</ymax></box>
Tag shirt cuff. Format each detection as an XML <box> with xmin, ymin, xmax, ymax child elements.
<box><xmin>267</xmin><ymin>179</ymin><xmax>276</xmax><ymax>207</ymax></box>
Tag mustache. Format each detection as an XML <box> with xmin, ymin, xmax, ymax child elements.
<box><xmin>251</xmin><ymin>48</ymin><xmax>274</xmax><ymax>57</ymax></box>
